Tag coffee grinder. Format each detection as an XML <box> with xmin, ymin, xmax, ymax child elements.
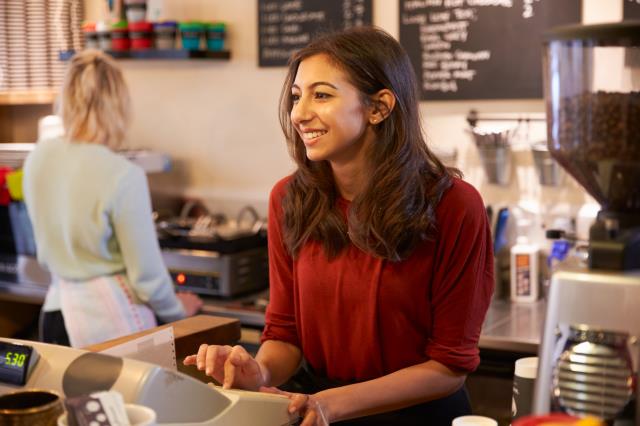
<box><xmin>533</xmin><ymin>22</ymin><xmax>640</xmax><ymax>425</ymax></box>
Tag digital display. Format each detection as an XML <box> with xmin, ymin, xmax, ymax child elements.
<box><xmin>0</xmin><ymin>342</ymin><xmax>37</xmax><ymax>386</ymax></box>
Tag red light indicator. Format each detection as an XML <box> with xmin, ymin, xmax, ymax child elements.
<box><xmin>176</xmin><ymin>273</ymin><xmax>186</xmax><ymax>285</ymax></box>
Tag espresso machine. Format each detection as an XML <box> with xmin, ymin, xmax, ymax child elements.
<box><xmin>533</xmin><ymin>22</ymin><xmax>640</xmax><ymax>425</ymax></box>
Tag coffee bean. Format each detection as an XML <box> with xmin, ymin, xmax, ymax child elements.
<box><xmin>550</xmin><ymin>91</ymin><xmax>640</xmax><ymax>211</ymax></box>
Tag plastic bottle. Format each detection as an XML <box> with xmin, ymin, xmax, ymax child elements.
<box><xmin>510</xmin><ymin>220</ymin><xmax>540</xmax><ymax>303</ymax></box>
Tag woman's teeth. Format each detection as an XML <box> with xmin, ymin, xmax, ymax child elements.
<box><xmin>304</xmin><ymin>130</ymin><xmax>327</xmax><ymax>139</ymax></box>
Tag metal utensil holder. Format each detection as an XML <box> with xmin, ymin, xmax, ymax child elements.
<box><xmin>477</xmin><ymin>144</ymin><xmax>512</xmax><ymax>186</ymax></box>
<box><xmin>467</xmin><ymin>109</ymin><xmax>546</xmax><ymax>186</ymax></box>
<box><xmin>531</xmin><ymin>143</ymin><xmax>565</xmax><ymax>186</ymax></box>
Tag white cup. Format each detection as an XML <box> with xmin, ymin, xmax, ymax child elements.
<box><xmin>514</xmin><ymin>356</ymin><xmax>538</xmax><ymax>380</ymax></box>
<box><xmin>512</xmin><ymin>356</ymin><xmax>538</xmax><ymax>420</ymax></box>
<box><xmin>58</xmin><ymin>403</ymin><xmax>157</xmax><ymax>426</ymax></box>
<box><xmin>452</xmin><ymin>415</ymin><xmax>498</xmax><ymax>426</ymax></box>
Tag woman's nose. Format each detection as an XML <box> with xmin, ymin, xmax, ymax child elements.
<box><xmin>291</xmin><ymin>96</ymin><xmax>312</xmax><ymax>124</ymax></box>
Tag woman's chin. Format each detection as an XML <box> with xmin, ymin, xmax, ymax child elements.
<box><xmin>305</xmin><ymin>149</ymin><xmax>325</xmax><ymax>162</ymax></box>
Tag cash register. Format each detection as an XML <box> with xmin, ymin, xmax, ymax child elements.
<box><xmin>0</xmin><ymin>338</ymin><xmax>297</xmax><ymax>425</ymax></box>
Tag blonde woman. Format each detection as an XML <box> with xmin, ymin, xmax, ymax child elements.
<box><xmin>23</xmin><ymin>49</ymin><xmax>202</xmax><ymax>348</ymax></box>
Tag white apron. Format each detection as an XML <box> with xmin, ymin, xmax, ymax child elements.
<box><xmin>57</xmin><ymin>273</ymin><xmax>157</xmax><ymax>348</ymax></box>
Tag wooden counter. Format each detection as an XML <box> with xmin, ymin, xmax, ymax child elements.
<box><xmin>85</xmin><ymin>314</ymin><xmax>241</xmax><ymax>383</ymax></box>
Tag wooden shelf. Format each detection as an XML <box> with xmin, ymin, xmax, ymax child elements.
<box><xmin>59</xmin><ymin>49</ymin><xmax>231</xmax><ymax>61</ymax></box>
<box><xmin>0</xmin><ymin>89</ymin><xmax>57</xmax><ymax>105</ymax></box>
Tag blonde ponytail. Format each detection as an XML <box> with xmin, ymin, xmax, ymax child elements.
<box><xmin>58</xmin><ymin>49</ymin><xmax>131</xmax><ymax>149</ymax></box>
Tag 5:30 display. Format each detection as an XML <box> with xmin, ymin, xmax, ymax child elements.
<box><xmin>4</xmin><ymin>352</ymin><xmax>27</xmax><ymax>368</ymax></box>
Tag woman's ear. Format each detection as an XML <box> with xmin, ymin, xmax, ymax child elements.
<box><xmin>368</xmin><ymin>89</ymin><xmax>396</xmax><ymax>125</ymax></box>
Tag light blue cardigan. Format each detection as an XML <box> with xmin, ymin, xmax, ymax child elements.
<box><xmin>22</xmin><ymin>137</ymin><xmax>185</xmax><ymax>323</ymax></box>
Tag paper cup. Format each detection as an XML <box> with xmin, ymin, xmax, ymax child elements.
<box><xmin>126</xmin><ymin>403</ymin><xmax>156</xmax><ymax>426</ymax></box>
<box><xmin>58</xmin><ymin>403</ymin><xmax>156</xmax><ymax>426</ymax></box>
<box><xmin>452</xmin><ymin>415</ymin><xmax>498</xmax><ymax>426</ymax></box>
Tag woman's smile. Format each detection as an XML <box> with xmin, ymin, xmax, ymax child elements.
<box><xmin>300</xmin><ymin>129</ymin><xmax>328</xmax><ymax>145</ymax></box>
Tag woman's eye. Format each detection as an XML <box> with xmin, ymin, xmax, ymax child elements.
<box><xmin>314</xmin><ymin>92</ymin><xmax>331</xmax><ymax>100</ymax></box>
<box><xmin>291</xmin><ymin>93</ymin><xmax>300</xmax><ymax>103</ymax></box>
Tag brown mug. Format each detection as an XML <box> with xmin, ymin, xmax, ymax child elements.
<box><xmin>0</xmin><ymin>389</ymin><xmax>63</xmax><ymax>426</ymax></box>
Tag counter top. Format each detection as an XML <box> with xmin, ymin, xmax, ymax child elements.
<box><xmin>479</xmin><ymin>299</ymin><xmax>545</xmax><ymax>354</ymax></box>
<box><xmin>0</xmin><ymin>277</ymin><xmax>545</xmax><ymax>354</ymax></box>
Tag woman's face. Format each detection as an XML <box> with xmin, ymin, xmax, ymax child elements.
<box><xmin>290</xmin><ymin>54</ymin><xmax>374</xmax><ymax>165</ymax></box>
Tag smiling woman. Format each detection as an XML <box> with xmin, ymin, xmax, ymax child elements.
<box><xmin>288</xmin><ymin>57</ymin><xmax>376</xmax><ymax>167</ymax></box>
<box><xmin>185</xmin><ymin>27</ymin><xmax>494</xmax><ymax>426</ymax></box>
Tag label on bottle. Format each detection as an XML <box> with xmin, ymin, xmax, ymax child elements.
<box><xmin>515</xmin><ymin>253</ymin><xmax>531</xmax><ymax>296</ymax></box>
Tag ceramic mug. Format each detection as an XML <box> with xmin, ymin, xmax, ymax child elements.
<box><xmin>0</xmin><ymin>389</ymin><xmax>64</xmax><ymax>426</ymax></box>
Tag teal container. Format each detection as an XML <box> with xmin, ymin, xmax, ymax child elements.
<box><xmin>205</xmin><ymin>22</ymin><xmax>226</xmax><ymax>51</ymax></box>
<box><xmin>179</xmin><ymin>22</ymin><xmax>204</xmax><ymax>50</ymax></box>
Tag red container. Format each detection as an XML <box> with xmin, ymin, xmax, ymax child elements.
<box><xmin>129</xmin><ymin>21</ymin><xmax>153</xmax><ymax>50</ymax></box>
<box><xmin>110</xmin><ymin>28</ymin><xmax>130</xmax><ymax>51</ymax></box>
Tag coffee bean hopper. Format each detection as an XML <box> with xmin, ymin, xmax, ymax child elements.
<box><xmin>533</xmin><ymin>22</ymin><xmax>640</xmax><ymax>425</ymax></box>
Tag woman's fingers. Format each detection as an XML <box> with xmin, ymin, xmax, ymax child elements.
<box><xmin>259</xmin><ymin>386</ymin><xmax>286</xmax><ymax>395</ymax></box>
<box><xmin>196</xmin><ymin>343</ymin><xmax>209</xmax><ymax>369</ymax></box>
<box><xmin>183</xmin><ymin>344</ymin><xmax>233</xmax><ymax>384</ymax></box>
<box><xmin>223</xmin><ymin>345</ymin><xmax>250</xmax><ymax>388</ymax></box>
<box><xmin>187</xmin><ymin>345</ymin><xmax>265</xmax><ymax>390</ymax></box>
<box><xmin>182</xmin><ymin>354</ymin><xmax>196</xmax><ymax>365</ymax></box>
<box><xmin>300</xmin><ymin>410</ymin><xmax>317</xmax><ymax>426</ymax></box>
<box><xmin>209</xmin><ymin>345</ymin><xmax>233</xmax><ymax>380</ymax></box>
<box><xmin>257</xmin><ymin>388</ymin><xmax>327</xmax><ymax>425</ymax></box>
<box><xmin>289</xmin><ymin>393</ymin><xmax>309</xmax><ymax>414</ymax></box>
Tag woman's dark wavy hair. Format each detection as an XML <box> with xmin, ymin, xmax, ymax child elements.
<box><xmin>279</xmin><ymin>26</ymin><xmax>459</xmax><ymax>261</ymax></box>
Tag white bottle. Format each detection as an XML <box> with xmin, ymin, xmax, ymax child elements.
<box><xmin>510</xmin><ymin>223</ymin><xmax>539</xmax><ymax>303</ymax></box>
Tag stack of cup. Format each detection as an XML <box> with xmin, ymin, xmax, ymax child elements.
<box><xmin>512</xmin><ymin>357</ymin><xmax>538</xmax><ymax>421</ymax></box>
<box><xmin>124</xmin><ymin>0</ymin><xmax>147</xmax><ymax>23</ymax></box>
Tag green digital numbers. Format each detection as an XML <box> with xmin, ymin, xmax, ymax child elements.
<box><xmin>4</xmin><ymin>352</ymin><xmax>26</xmax><ymax>368</ymax></box>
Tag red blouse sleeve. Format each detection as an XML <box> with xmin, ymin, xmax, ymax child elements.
<box><xmin>261</xmin><ymin>176</ymin><xmax>300</xmax><ymax>347</ymax></box>
<box><xmin>425</xmin><ymin>179</ymin><xmax>494</xmax><ymax>373</ymax></box>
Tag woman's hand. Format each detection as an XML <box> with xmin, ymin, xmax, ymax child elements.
<box><xmin>176</xmin><ymin>291</ymin><xmax>203</xmax><ymax>316</ymax></box>
<box><xmin>260</xmin><ymin>387</ymin><xmax>330</xmax><ymax>426</ymax></box>
<box><xmin>183</xmin><ymin>344</ymin><xmax>268</xmax><ymax>391</ymax></box>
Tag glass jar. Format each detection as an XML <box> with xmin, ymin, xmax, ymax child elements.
<box><xmin>542</xmin><ymin>22</ymin><xmax>640</xmax><ymax>213</ymax></box>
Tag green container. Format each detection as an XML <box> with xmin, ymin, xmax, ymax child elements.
<box><xmin>205</xmin><ymin>22</ymin><xmax>226</xmax><ymax>51</ymax></box>
<box><xmin>179</xmin><ymin>22</ymin><xmax>204</xmax><ymax>50</ymax></box>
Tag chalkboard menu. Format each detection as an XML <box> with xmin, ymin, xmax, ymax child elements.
<box><xmin>258</xmin><ymin>0</ymin><xmax>372</xmax><ymax>67</ymax></box>
<box><xmin>624</xmin><ymin>0</ymin><xmax>640</xmax><ymax>20</ymax></box>
<box><xmin>399</xmin><ymin>0</ymin><xmax>581</xmax><ymax>101</ymax></box>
